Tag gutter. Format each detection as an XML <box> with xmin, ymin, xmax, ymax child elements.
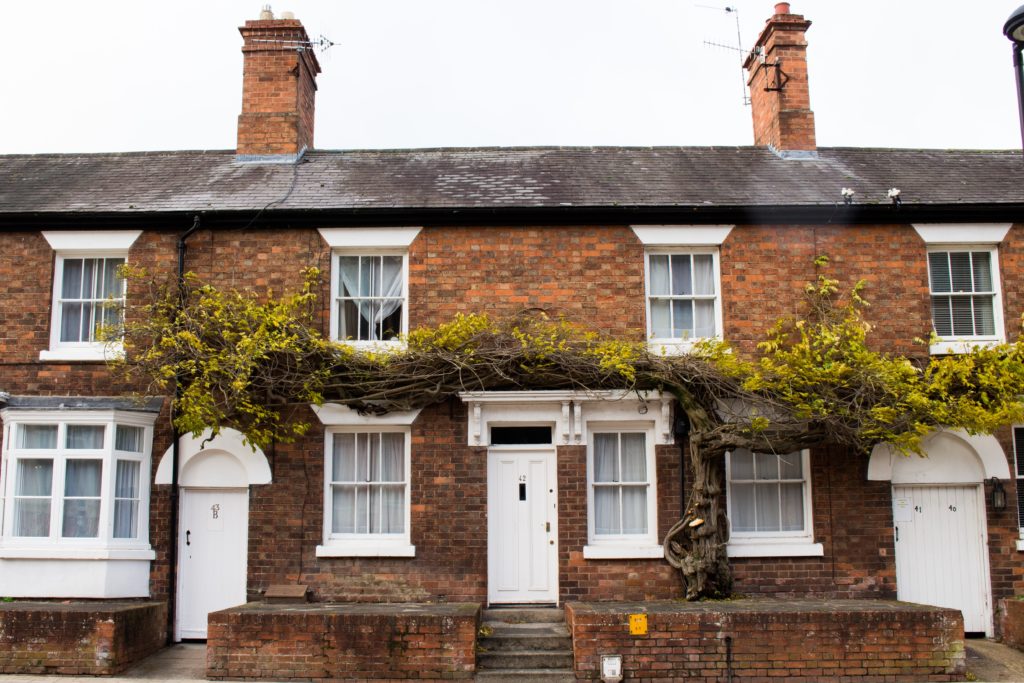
<box><xmin>2</xmin><ymin>203</ymin><xmax>1024</xmax><ymax>230</ymax></box>
<box><xmin>166</xmin><ymin>214</ymin><xmax>201</xmax><ymax>644</ymax></box>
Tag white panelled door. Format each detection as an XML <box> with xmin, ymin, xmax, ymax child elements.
<box><xmin>892</xmin><ymin>485</ymin><xmax>991</xmax><ymax>634</ymax></box>
<box><xmin>487</xmin><ymin>449</ymin><xmax>558</xmax><ymax>604</ymax></box>
<box><xmin>177</xmin><ymin>489</ymin><xmax>249</xmax><ymax>639</ymax></box>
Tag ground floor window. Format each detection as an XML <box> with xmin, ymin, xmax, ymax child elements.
<box><xmin>1</xmin><ymin>411</ymin><xmax>154</xmax><ymax>550</ymax></box>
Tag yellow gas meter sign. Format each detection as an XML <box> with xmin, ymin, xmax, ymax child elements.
<box><xmin>628</xmin><ymin>613</ymin><xmax>648</xmax><ymax>635</ymax></box>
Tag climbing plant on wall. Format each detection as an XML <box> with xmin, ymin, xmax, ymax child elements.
<box><xmin>113</xmin><ymin>260</ymin><xmax>1024</xmax><ymax>600</ymax></box>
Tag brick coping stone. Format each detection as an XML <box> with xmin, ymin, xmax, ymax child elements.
<box><xmin>0</xmin><ymin>599</ymin><xmax>163</xmax><ymax>613</ymax></box>
<box><xmin>214</xmin><ymin>600</ymin><xmax>480</xmax><ymax>617</ymax></box>
<box><xmin>567</xmin><ymin>597</ymin><xmax>961</xmax><ymax>615</ymax></box>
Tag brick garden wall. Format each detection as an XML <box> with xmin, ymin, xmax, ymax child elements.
<box><xmin>0</xmin><ymin>601</ymin><xmax>166</xmax><ymax>675</ymax></box>
<box><xmin>206</xmin><ymin>602</ymin><xmax>478</xmax><ymax>681</ymax></box>
<box><xmin>566</xmin><ymin>599</ymin><xmax>965</xmax><ymax>682</ymax></box>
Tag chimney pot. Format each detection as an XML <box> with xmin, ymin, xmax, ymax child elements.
<box><xmin>774</xmin><ymin>2</ymin><xmax>790</xmax><ymax>14</ymax></box>
<box><xmin>259</xmin><ymin>5</ymin><xmax>274</xmax><ymax>20</ymax></box>
<box><xmin>281</xmin><ymin>11</ymin><xmax>295</xmax><ymax>20</ymax></box>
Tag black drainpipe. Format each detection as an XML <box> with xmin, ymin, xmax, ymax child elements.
<box><xmin>166</xmin><ymin>215</ymin><xmax>201</xmax><ymax>644</ymax></box>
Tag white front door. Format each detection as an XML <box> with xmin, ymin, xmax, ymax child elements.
<box><xmin>487</xmin><ymin>448</ymin><xmax>558</xmax><ymax>604</ymax></box>
<box><xmin>893</xmin><ymin>484</ymin><xmax>992</xmax><ymax>634</ymax></box>
<box><xmin>177</xmin><ymin>488</ymin><xmax>249</xmax><ymax>639</ymax></box>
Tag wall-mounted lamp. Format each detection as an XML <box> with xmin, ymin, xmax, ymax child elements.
<box><xmin>991</xmin><ymin>476</ymin><xmax>1008</xmax><ymax>511</ymax></box>
<box><xmin>600</xmin><ymin>654</ymin><xmax>623</xmax><ymax>683</ymax></box>
<box><xmin>1004</xmin><ymin>5</ymin><xmax>1024</xmax><ymax>159</ymax></box>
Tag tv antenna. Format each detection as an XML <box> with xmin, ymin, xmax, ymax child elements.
<box><xmin>696</xmin><ymin>5</ymin><xmax>751</xmax><ymax>106</ymax></box>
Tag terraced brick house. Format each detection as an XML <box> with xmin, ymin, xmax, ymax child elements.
<box><xmin>0</xmin><ymin>3</ymin><xmax>1022</xmax><ymax>680</ymax></box>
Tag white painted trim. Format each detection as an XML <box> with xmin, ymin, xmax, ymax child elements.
<box><xmin>155</xmin><ymin>428</ymin><xmax>270</xmax><ymax>486</ymax></box>
<box><xmin>585</xmin><ymin>425</ymin><xmax>660</xmax><ymax>550</ymax></box>
<box><xmin>867</xmin><ymin>430</ymin><xmax>1010</xmax><ymax>483</ymax></box>
<box><xmin>318</xmin><ymin>227</ymin><xmax>422</xmax><ymax>248</ymax></box>
<box><xmin>41</xmin><ymin>230</ymin><xmax>143</xmax><ymax>251</ymax></box>
<box><xmin>643</xmin><ymin>247</ymin><xmax>724</xmax><ymax>348</ymax></box>
<box><xmin>1016</xmin><ymin>540</ymin><xmax>1024</xmax><ymax>552</ymax></box>
<box><xmin>327</xmin><ymin>251</ymin><xmax>411</xmax><ymax>344</ymax></box>
<box><xmin>459</xmin><ymin>390</ymin><xmax>672</xmax><ymax>447</ymax></box>
<box><xmin>316</xmin><ymin>543</ymin><xmax>416</xmax><ymax>558</ymax></box>
<box><xmin>630</xmin><ymin>225</ymin><xmax>734</xmax><ymax>246</ymax></box>
<box><xmin>582</xmin><ymin>544</ymin><xmax>664</xmax><ymax>559</ymax></box>
<box><xmin>926</xmin><ymin>244</ymin><xmax>1005</xmax><ymax>354</ymax></box>
<box><xmin>312</xmin><ymin>404</ymin><xmax>422</xmax><ymax>426</ymax></box>
<box><xmin>725</xmin><ymin>449</ymin><xmax>816</xmax><ymax>549</ymax></box>
<box><xmin>321</xmin><ymin>427</ymin><xmax>414</xmax><ymax>554</ymax></box>
<box><xmin>929</xmin><ymin>340</ymin><xmax>1003</xmax><ymax>355</ymax></box>
<box><xmin>727</xmin><ymin>542</ymin><xmax>824</xmax><ymax>558</ymax></box>
<box><xmin>912</xmin><ymin>224</ymin><xmax>1011</xmax><ymax>244</ymax></box>
<box><xmin>39</xmin><ymin>344</ymin><xmax>123</xmax><ymax>362</ymax></box>
<box><xmin>0</xmin><ymin>547</ymin><xmax>155</xmax><ymax>560</ymax></box>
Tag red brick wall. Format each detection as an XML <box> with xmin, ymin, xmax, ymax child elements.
<box><xmin>567</xmin><ymin>600</ymin><xmax>964</xmax><ymax>681</ymax></box>
<box><xmin>1001</xmin><ymin>597</ymin><xmax>1024</xmax><ymax>651</ymax></box>
<box><xmin>206</xmin><ymin>602</ymin><xmax>478</xmax><ymax>680</ymax></box>
<box><xmin>0</xmin><ymin>601</ymin><xmax>166</xmax><ymax>675</ymax></box>
<box><xmin>3</xmin><ymin>221</ymin><xmax>1024</xmax><ymax>615</ymax></box>
<box><xmin>731</xmin><ymin>445</ymin><xmax>897</xmax><ymax>598</ymax></box>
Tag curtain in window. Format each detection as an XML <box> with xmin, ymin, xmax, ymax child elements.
<box><xmin>113</xmin><ymin>460</ymin><xmax>140</xmax><ymax>538</ymax></box>
<box><xmin>331</xmin><ymin>432</ymin><xmax>405</xmax><ymax>535</ymax></box>
<box><xmin>14</xmin><ymin>459</ymin><xmax>53</xmax><ymax>537</ymax></box>
<box><xmin>115</xmin><ymin>425</ymin><xmax>144</xmax><ymax>452</ymax></box>
<box><xmin>66</xmin><ymin>425</ymin><xmax>105</xmax><ymax>449</ymax></box>
<box><xmin>338</xmin><ymin>256</ymin><xmax>404</xmax><ymax>341</ymax></box>
<box><xmin>18</xmin><ymin>425</ymin><xmax>57</xmax><ymax>449</ymax></box>
<box><xmin>649</xmin><ymin>253</ymin><xmax>716</xmax><ymax>339</ymax></box>
<box><xmin>728</xmin><ymin>449</ymin><xmax>805</xmax><ymax>533</ymax></box>
<box><xmin>60</xmin><ymin>258</ymin><xmax>125</xmax><ymax>343</ymax></box>
<box><xmin>62</xmin><ymin>459</ymin><xmax>102</xmax><ymax>538</ymax></box>
<box><xmin>593</xmin><ymin>433</ymin><xmax>618</xmax><ymax>535</ymax></box>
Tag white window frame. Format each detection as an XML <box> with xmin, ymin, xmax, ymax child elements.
<box><xmin>0</xmin><ymin>409</ymin><xmax>155</xmax><ymax>560</ymax></box>
<box><xmin>40</xmin><ymin>231</ymin><xmax>141</xmax><ymax>362</ymax></box>
<box><xmin>317</xmin><ymin>426</ymin><xmax>414</xmax><ymax>558</ymax></box>
<box><xmin>319</xmin><ymin>227</ymin><xmax>421</xmax><ymax>350</ymax></box>
<box><xmin>1013</xmin><ymin>427</ymin><xmax>1024</xmax><ymax>551</ymax></box>
<box><xmin>583</xmin><ymin>422</ymin><xmax>661</xmax><ymax>559</ymax></box>
<box><xmin>328</xmin><ymin>250</ymin><xmax>410</xmax><ymax>348</ymax></box>
<box><xmin>725</xmin><ymin>448</ymin><xmax>822</xmax><ymax>558</ymax></box>
<box><xmin>925</xmin><ymin>245</ymin><xmax>1005</xmax><ymax>355</ymax></box>
<box><xmin>644</xmin><ymin>247</ymin><xmax>724</xmax><ymax>353</ymax></box>
<box><xmin>631</xmin><ymin>227</ymin><xmax>732</xmax><ymax>355</ymax></box>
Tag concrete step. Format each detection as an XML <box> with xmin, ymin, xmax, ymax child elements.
<box><xmin>481</xmin><ymin>607</ymin><xmax>564</xmax><ymax>624</ymax></box>
<box><xmin>475</xmin><ymin>669</ymin><xmax>576</xmax><ymax>682</ymax></box>
<box><xmin>477</xmin><ymin>649</ymin><xmax>574</xmax><ymax>670</ymax></box>
<box><xmin>479</xmin><ymin>627</ymin><xmax>571</xmax><ymax>652</ymax></box>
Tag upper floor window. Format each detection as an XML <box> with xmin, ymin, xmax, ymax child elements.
<box><xmin>725</xmin><ymin>448</ymin><xmax>822</xmax><ymax>558</ymax></box>
<box><xmin>630</xmin><ymin>225</ymin><xmax>732</xmax><ymax>354</ymax></box>
<box><xmin>646</xmin><ymin>251</ymin><xmax>720</xmax><ymax>342</ymax></box>
<box><xmin>927</xmin><ymin>248</ymin><xmax>1003</xmax><ymax>349</ymax></box>
<box><xmin>912</xmin><ymin>224</ymin><xmax>1010</xmax><ymax>355</ymax></box>
<box><xmin>40</xmin><ymin>230</ymin><xmax>141</xmax><ymax>362</ymax></box>
<box><xmin>334</xmin><ymin>254</ymin><xmax>406</xmax><ymax>342</ymax></box>
<box><xmin>318</xmin><ymin>227</ymin><xmax>421</xmax><ymax>347</ymax></box>
<box><xmin>1013</xmin><ymin>427</ymin><xmax>1024</xmax><ymax>538</ymax></box>
<box><xmin>0</xmin><ymin>410</ymin><xmax>155</xmax><ymax>552</ymax></box>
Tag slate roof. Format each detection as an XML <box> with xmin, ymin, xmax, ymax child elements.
<box><xmin>0</xmin><ymin>146</ymin><xmax>1021</xmax><ymax>216</ymax></box>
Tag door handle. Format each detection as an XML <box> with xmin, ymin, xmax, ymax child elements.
<box><xmin>894</xmin><ymin>526</ymin><xmax>898</xmax><ymax>543</ymax></box>
<box><xmin>546</xmin><ymin>522</ymin><xmax>551</xmax><ymax>532</ymax></box>
<box><xmin>186</xmin><ymin>530</ymin><xmax>191</xmax><ymax>546</ymax></box>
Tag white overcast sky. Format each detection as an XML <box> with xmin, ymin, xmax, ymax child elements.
<box><xmin>1</xmin><ymin>1</ymin><xmax>1022</xmax><ymax>153</ymax></box>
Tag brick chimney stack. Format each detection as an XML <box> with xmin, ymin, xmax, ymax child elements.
<box><xmin>743</xmin><ymin>2</ymin><xmax>816</xmax><ymax>155</ymax></box>
<box><xmin>237</xmin><ymin>8</ymin><xmax>321</xmax><ymax>158</ymax></box>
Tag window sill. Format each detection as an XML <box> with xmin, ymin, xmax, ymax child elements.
<box><xmin>1016</xmin><ymin>539</ymin><xmax>1024</xmax><ymax>552</ymax></box>
<box><xmin>647</xmin><ymin>339</ymin><xmax>718</xmax><ymax>356</ymax></box>
<box><xmin>727</xmin><ymin>542</ymin><xmax>823</xmax><ymax>558</ymax></box>
<box><xmin>39</xmin><ymin>345</ymin><xmax>122</xmax><ymax>362</ymax></box>
<box><xmin>331</xmin><ymin>339</ymin><xmax>407</xmax><ymax>353</ymax></box>
<box><xmin>930</xmin><ymin>338</ymin><xmax>1004</xmax><ymax>356</ymax></box>
<box><xmin>0</xmin><ymin>546</ymin><xmax>155</xmax><ymax>561</ymax></box>
<box><xmin>583</xmin><ymin>544</ymin><xmax>664</xmax><ymax>560</ymax></box>
<box><xmin>316</xmin><ymin>542</ymin><xmax>415</xmax><ymax>558</ymax></box>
